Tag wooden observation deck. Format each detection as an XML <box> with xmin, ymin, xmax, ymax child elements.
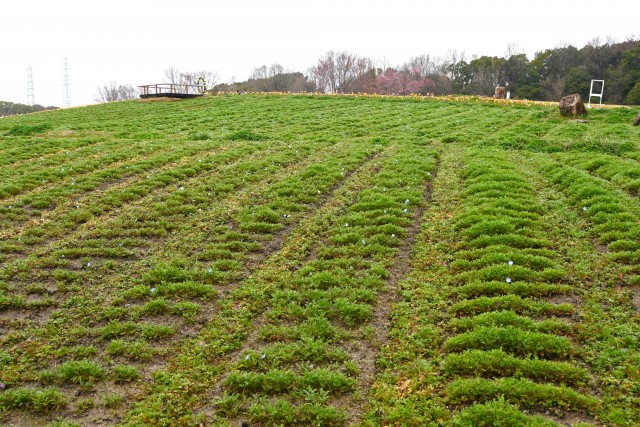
<box><xmin>138</xmin><ymin>83</ymin><xmax>205</xmax><ymax>99</ymax></box>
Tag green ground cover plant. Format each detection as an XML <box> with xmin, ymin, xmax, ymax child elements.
<box><xmin>0</xmin><ymin>94</ymin><xmax>638</xmax><ymax>426</ymax></box>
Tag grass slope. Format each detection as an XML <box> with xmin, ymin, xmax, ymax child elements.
<box><xmin>0</xmin><ymin>94</ymin><xmax>638</xmax><ymax>426</ymax></box>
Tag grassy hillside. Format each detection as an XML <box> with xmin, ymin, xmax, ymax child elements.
<box><xmin>0</xmin><ymin>95</ymin><xmax>639</xmax><ymax>426</ymax></box>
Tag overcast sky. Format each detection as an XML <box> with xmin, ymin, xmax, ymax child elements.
<box><xmin>1</xmin><ymin>0</ymin><xmax>637</xmax><ymax>107</ymax></box>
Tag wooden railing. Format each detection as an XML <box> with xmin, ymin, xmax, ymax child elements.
<box><xmin>138</xmin><ymin>83</ymin><xmax>205</xmax><ymax>98</ymax></box>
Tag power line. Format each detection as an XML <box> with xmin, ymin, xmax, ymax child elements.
<box><xmin>63</xmin><ymin>57</ymin><xmax>71</xmax><ymax>107</ymax></box>
<box><xmin>27</xmin><ymin>65</ymin><xmax>35</xmax><ymax>106</ymax></box>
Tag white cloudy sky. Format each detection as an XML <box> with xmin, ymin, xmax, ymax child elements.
<box><xmin>1</xmin><ymin>0</ymin><xmax>637</xmax><ymax>107</ymax></box>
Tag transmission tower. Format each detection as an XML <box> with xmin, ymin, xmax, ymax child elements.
<box><xmin>27</xmin><ymin>65</ymin><xmax>35</xmax><ymax>106</ymax></box>
<box><xmin>63</xmin><ymin>57</ymin><xmax>71</xmax><ymax>107</ymax></box>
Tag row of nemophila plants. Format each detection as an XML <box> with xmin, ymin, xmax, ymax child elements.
<box><xmin>0</xmin><ymin>138</ymin><xmax>322</xmax><ymax>307</ymax></box>
<box><xmin>554</xmin><ymin>151</ymin><xmax>640</xmax><ymax>197</ymax></box>
<box><xmin>542</xmin><ymin>155</ymin><xmax>640</xmax><ymax>286</ymax></box>
<box><xmin>0</xmin><ymin>136</ymin><xmax>294</xmax><ymax>238</ymax></box>
<box><xmin>213</xmin><ymin>143</ymin><xmax>438</xmax><ymax>425</ymax></box>
<box><xmin>119</xmin><ymin>142</ymin><xmax>417</xmax><ymax>425</ymax></box>
<box><xmin>0</xmin><ymin>138</ymin><xmax>385</xmax><ymax>419</ymax></box>
<box><xmin>439</xmin><ymin>149</ymin><xmax>599</xmax><ymax>426</ymax></box>
<box><xmin>363</xmin><ymin>145</ymin><xmax>612</xmax><ymax>427</ymax></box>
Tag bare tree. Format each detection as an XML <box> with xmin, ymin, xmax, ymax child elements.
<box><xmin>250</xmin><ymin>65</ymin><xmax>269</xmax><ymax>80</ymax></box>
<box><xmin>164</xmin><ymin>68</ymin><xmax>219</xmax><ymax>92</ymax></box>
<box><xmin>335</xmin><ymin>52</ymin><xmax>357</xmax><ymax>92</ymax></box>
<box><xmin>350</xmin><ymin>57</ymin><xmax>376</xmax><ymax>93</ymax></box>
<box><xmin>178</xmin><ymin>72</ymin><xmax>199</xmax><ymax>91</ymax></box>
<box><xmin>444</xmin><ymin>49</ymin><xmax>467</xmax><ymax>80</ymax></box>
<box><xmin>192</xmin><ymin>70</ymin><xmax>219</xmax><ymax>91</ymax></box>
<box><xmin>309</xmin><ymin>51</ymin><xmax>337</xmax><ymax>93</ymax></box>
<box><xmin>405</xmin><ymin>54</ymin><xmax>443</xmax><ymax>77</ymax></box>
<box><xmin>376</xmin><ymin>57</ymin><xmax>391</xmax><ymax>74</ymax></box>
<box><xmin>164</xmin><ymin>67</ymin><xmax>181</xmax><ymax>85</ymax></box>
<box><xmin>268</xmin><ymin>63</ymin><xmax>285</xmax><ymax>77</ymax></box>
<box><xmin>504</xmin><ymin>42</ymin><xmax>522</xmax><ymax>59</ymax></box>
<box><xmin>309</xmin><ymin>51</ymin><xmax>371</xmax><ymax>93</ymax></box>
<box><xmin>401</xmin><ymin>55</ymin><xmax>452</xmax><ymax>94</ymax></box>
<box><xmin>95</xmin><ymin>82</ymin><xmax>137</xmax><ymax>103</ymax></box>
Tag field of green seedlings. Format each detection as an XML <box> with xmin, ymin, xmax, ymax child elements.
<box><xmin>0</xmin><ymin>94</ymin><xmax>639</xmax><ymax>427</ymax></box>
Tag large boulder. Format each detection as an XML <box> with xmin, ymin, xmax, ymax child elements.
<box><xmin>494</xmin><ymin>86</ymin><xmax>506</xmax><ymax>99</ymax></box>
<box><xmin>559</xmin><ymin>94</ymin><xmax>587</xmax><ymax>117</ymax></box>
<box><xmin>634</xmin><ymin>112</ymin><xmax>640</xmax><ymax>126</ymax></box>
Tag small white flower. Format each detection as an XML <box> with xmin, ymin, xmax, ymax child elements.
<box><xmin>309</xmin><ymin>272</ymin><xmax>313</xmax><ymax>276</ymax></box>
<box><xmin>362</xmin><ymin>239</ymin><xmax>366</xmax><ymax>245</ymax></box>
<box><xmin>260</xmin><ymin>353</ymin><xmax>266</xmax><ymax>360</ymax></box>
<box><xmin>582</xmin><ymin>206</ymin><xmax>588</xmax><ymax>211</ymax></box>
<box><xmin>392</xmin><ymin>234</ymin><xmax>396</xmax><ymax>238</ymax></box>
<box><xmin>405</xmin><ymin>199</ymin><xmax>410</xmax><ymax>204</ymax></box>
<box><xmin>403</xmin><ymin>208</ymin><xmax>408</xmax><ymax>213</ymax></box>
<box><xmin>345</xmin><ymin>223</ymin><xmax>349</xmax><ymax>227</ymax></box>
<box><xmin>179</xmin><ymin>186</ymin><xmax>185</xmax><ymax>191</ymax></box>
<box><xmin>208</xmin><ymin>268</ymin><xmax>213</xmax><ymax>274</ymax></box>
<box><xmin>150</xmin><ymin>287</ymin><xmax>156</xmax><ymax>293</ymax></box>
<box><xmin>508</xmin><ymin>260</ymin><xmax>514</xmax><ymax>266</ymax></box>
<box><xmin>245</xmin><ymin>354</ymin><xmax>250</xmax><ymax>361</ymax></box>
<box><xmin>87</xmin><ymin>262</ymin><xmax>92</xmax><ymax>267</ymax></box>
<box><xmin>61</xmin><ymin>254</ymin><xmax>65</xmax><ymax>258</ymax></box>
<box><xmin>506</xmin><ymin>277</ymin><xmax>512</xmax><ymax>283</ymax></box>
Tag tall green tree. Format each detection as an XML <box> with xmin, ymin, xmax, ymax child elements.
<box><xmin>564</xmin><ymin>67</ymin><xmax>591</xmax><ymax>99</ymax></box>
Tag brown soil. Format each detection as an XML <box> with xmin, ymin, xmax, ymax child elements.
<box><xmin>632</xmin><ymin>287</ymin><xmax>640</xmax><ymax>313</ymax></box>
<box><xmin>344</xmin><ymin>165</ymin><xmax>438</xmax><ymax>425</ymax></box>
<box><xmin>138</xmin><ymin>97</ymin><xmax>182</xmax><ymax>102</ymax></box>
<box><xmin>195</xmin><ymin>151</ymin><xmax>388</xmax><ymax>421</ymax></box>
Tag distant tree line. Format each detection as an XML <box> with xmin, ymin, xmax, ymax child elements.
<box><xmin>0</xmin><ymin>101</ymin><xmax>58</xmax><ymax>117</ymax></box>
<box><xmin>212</xmin><ymin>63</ymin><xmax>315</xmax><ymax>93</ymax></box>
<box><xmin>93</xmin><ymin>36</ymin><xmax>640</xmax><ymax>105</ymax></box>
<box><xmin>214</xmin><ymin>37</ymin><xmax>640</xmax><ymax>105</ymax></box>
<box><xmin>95</xmin><ymin>82</ymin><xmax>138</xmax><ymax>103</ymax></box>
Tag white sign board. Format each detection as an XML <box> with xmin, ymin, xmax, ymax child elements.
<box><xmin>588</xmin><ymin>80</ymin><xmax>604</xmax><ymax>108</ymax></box>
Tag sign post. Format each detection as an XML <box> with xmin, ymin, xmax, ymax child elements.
<box><xmin>588</xmin><ymin>80</ymin><xmax>604</xmax><ymax>108</ymax></box>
